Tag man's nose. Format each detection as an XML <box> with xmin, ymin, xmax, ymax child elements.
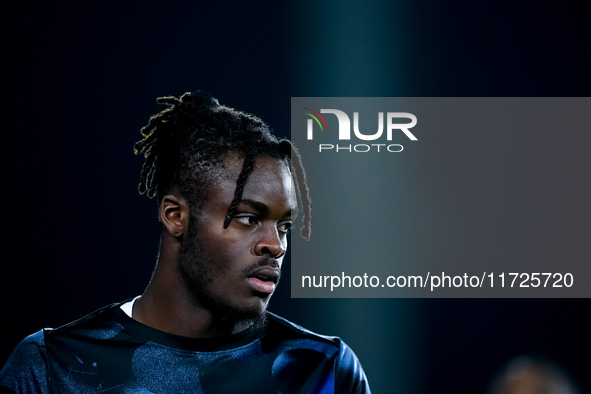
<box><xmin>254</xmin><ymin>225</ymin><xmax>286</xmax><ymax>258</ymax></box>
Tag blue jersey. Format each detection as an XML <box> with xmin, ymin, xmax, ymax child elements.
<box><xmin>0</xmin><ymin>301</ymin><xmax>370</xmax><ymax>393</ymax></box>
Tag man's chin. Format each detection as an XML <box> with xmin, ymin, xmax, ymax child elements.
<box><xmin>210</xmin><ymin>303</ymin><xmax>268</xmax><ymax>333</ymax></box>
<box><xmin>239</xmin><ymin>311</ymin><xmax>268</xmax><ymax>331</ymax></box>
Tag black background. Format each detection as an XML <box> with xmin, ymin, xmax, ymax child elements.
<box><xmin>2</xmin><ymin>1</ymin><xmax>589</xmax><ymax>393</ymax></box>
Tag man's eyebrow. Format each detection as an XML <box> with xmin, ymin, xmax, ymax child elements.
<box><xmin>239</xmin><ymin>199</ymin><xmax>298</xmax><ymax>218</ymax></box>
<box><xmin>239</xmin><ymin>199</ymin><xmax>269</xmax><ymax>214</ymax></box>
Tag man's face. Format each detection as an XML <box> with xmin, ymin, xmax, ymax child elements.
<box><xmin>178</xmin><ymin>153</ymin><xmax>297</xmax><ymax>323</ymax></box>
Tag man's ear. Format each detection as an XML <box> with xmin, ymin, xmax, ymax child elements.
<box><xmin>158</xmin><ymin>193</ymin><xmax>189</xmax><ymax>237</ymax></box>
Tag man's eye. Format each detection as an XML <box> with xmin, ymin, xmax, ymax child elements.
<box><xmin>278</xmin><ymin>222</ymin><xmax>292</xmax><ymax>234</ymax></box>
<box><xmin>234</xmin><ymin>215</ymin><xmax>259</xmax><ymax>226</ymax></box>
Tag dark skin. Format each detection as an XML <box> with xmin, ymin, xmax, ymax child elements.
<box><xmin>133</xmin><ymin>153</ymin><xmax>297</xmax><ymax>338</ymax></box>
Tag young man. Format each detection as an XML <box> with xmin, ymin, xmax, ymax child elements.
<box><xmin>0</xmin><ymin>91</ymin><xmax>370</xmax><ymax>393</ymax></box>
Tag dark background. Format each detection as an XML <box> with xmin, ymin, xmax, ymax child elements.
<box><xmin>2</xmin><ymin>1</ymin><xmax>589</xmax><ymax>393</ymax></box>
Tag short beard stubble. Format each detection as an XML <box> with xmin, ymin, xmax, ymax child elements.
<box><xmin>177</xmin><ymin>220</ymin><xmax>276</xmax><ymax>334</ymax></box>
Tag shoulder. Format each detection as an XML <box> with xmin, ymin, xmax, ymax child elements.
<box><xmin>266</xmin><ymin>311</ymin><xmax>341</xmax><ymax>346</ymax></box>
<box><xmin>0</xmin><ymin>330</ymin><xmax>50</xmax><ymax>394</ymax></box>
<box><xmin>0</xmin><ymin>301</ymin><xmax>126</xmax><ymax>394</ymax></box>
<box><xmin>43</xmin><ymin>301</ymin><xmax>124</xmax><ymax>339</ymax></box>
<box><xmin>266</xmin><ymin>312</ymin><xmax>372</xmax><ymax>393</ymax></box>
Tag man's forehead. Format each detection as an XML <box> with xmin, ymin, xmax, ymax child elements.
<box><xmin>227</xmin><ymin>153</ymin><xmax>297</xmax><ymax>214</ymax></box>
<box><xmin>222</xmin><ymin>151</ymin><xmax>291</xmax><ymax>179</ymax></box>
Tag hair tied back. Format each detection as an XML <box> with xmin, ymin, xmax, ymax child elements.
<box><xmin>179</xmin><ymin>90</ymin><xmax>220</xmax><ymax>113</ymax></box>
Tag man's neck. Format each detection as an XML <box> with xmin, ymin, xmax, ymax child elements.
<box><xmin>133</xmin><ymin>252</ymin><xmax>254</xmax><ymax>338</ymax></box>
<box><xmin>134</xmin><ymin>281</ymin><xmax>253</xmax><ymax>339</ymax></box>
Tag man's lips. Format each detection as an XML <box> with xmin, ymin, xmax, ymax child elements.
<box><xmin>247</xmin><ymin>266</ymin><xmax>280</xmax><ymax>294</ymax></box>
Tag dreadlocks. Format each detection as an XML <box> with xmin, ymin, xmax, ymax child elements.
<box><xmin>134</xmin><ymin>91</ymin><xmax>311</xmax><ymax>240</ymax></box>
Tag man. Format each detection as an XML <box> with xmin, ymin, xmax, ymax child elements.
<box><xmin>0</xmin><ymin>91</ymin><xmax>370</xmax><ymax>393</ymax></box>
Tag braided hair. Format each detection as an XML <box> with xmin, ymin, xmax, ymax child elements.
<box><xmin>134</xmin><ymin>91</ymin><xmax>311</xmax><ymax>240</ymax></box>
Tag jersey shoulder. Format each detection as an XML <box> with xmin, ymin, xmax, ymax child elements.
<box><xmin>43</xmin><ymin>301</ymin><xmax>125</xmax><ymax>339</ymax></box>
<box><xmin>265</xmin><ymin>312</ymin><xmax>372</xmax><ymax>393</ymax></box>
<box><xmin>266</xmin><ymin>311</ymin><xmax>342</xmax><ymax>347</ymax></box>
<box><xmin>0</xmin><ymin>330</ymin><xmax>50</xmax><ymax>394</ymax></box>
